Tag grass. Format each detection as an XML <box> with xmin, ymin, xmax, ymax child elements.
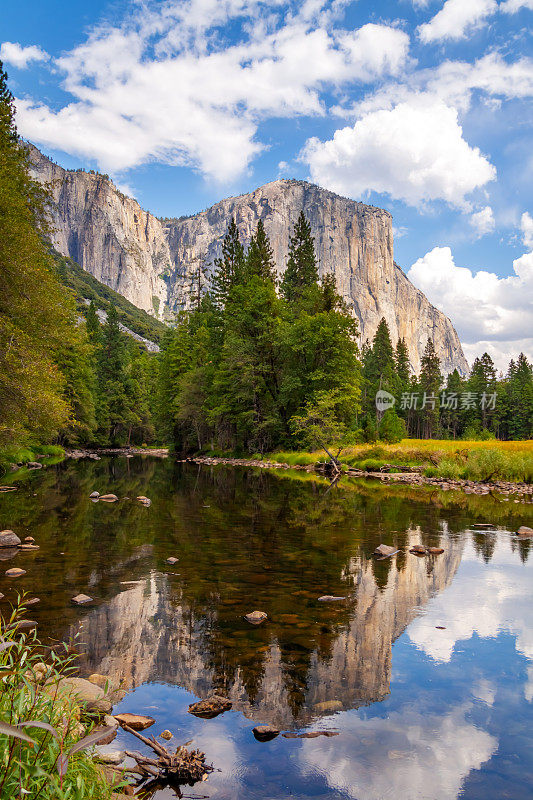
<box><xmin>0</xmin><ymin>444</ymin><xmax>65</xmax><ymax>474</ymax></box>
<box><xmin>266</xmin><ymin>440</ymin><xmax>533</xmax><ymax>483</ymax></box>
<box><xmin>0</xmin><ymin>598</ymin><xmax>121</xmax><ymax>800</ymax></box>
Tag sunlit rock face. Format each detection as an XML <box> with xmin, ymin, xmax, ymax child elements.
<box><xmin>28</xmin><ymin>144</ymin><xmax>467</xmax><ymax>375</ymax></box>
<box><xmin>74</xmin><ymin>530</ymin><xmax>464</xmax><ymax>729</ymax></box>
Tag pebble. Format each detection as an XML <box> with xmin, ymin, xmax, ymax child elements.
<box><xmin>166</xmin><ymin>557</ymin><xmax>179</xmax><ymax>564</ymax></box>
<box><xmin>72</xmin><ymin>594</ymin><xmax>93</xmax><ymax>604</ymax></box>
<box><xmin>5</xmin><ymin>568</ymin><xmax>26</xmax><ymax>577</ymax></box>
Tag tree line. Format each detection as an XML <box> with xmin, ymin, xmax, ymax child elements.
<box><xmin>1</xmin><ymin>59</ymin><xmax>531</xmax><ymax>458</ymax></box>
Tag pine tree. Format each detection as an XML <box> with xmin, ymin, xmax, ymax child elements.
<box><xmin>281</xmin><ymin>211</ymin><xmax>318</xmax><ymax>302</ymax></box>
<box><xmin>418</xmin><ymin>339</ymin><xmax>442</xmax><ymax>438</ymax></box>
<box><xmin>85</xmin><ymin>301</ymin><xmax>101</xmax><ymax>344</ymax></box>
<box><xmin>211</xmin><ymin>219</ymin><xmax>245</xmax><ymax>309</ymax></box>
<box><xmin>363</xmin><ymin>318</ymin><xmax>396</xmax><ymax>422</ymax></box>
<box><xmin>246</xmin><ymin>220</ymin><xmax>276</xmax><ymax>282</ymax></box>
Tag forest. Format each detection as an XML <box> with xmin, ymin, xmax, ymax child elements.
<box><xmin>1</xmin><ymin>59</ymin><xmax>532</xmax><ymax>465</ymax></box>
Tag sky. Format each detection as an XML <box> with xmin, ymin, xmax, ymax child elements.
<box><xmin>1</xmin><ymin>0</ymin><xmax>532</xmax><ymax>370</ymax></box>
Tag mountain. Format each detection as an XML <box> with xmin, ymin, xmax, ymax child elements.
<box><xmin>28</xmin><ymin>144</ymin><xmax>468</xmax><ymax>374</ymax></box>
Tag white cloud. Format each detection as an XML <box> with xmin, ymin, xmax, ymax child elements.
<box><xmin>521</xmin><ymin>211</ymin><xmax>533</xmax><ymax>248</ymax></box>
<box><xmin>299</xmin><ymin>703</ymin><xmax>497</xmax><ymax>800</ymax></box>
<box><xmin>418</xmin><ymin>0</ymin><xmax>498</xmax><ymax>43</ymax></box>
<box><xmin>408</xmin><ymin>537</ymin><xmax>533</xmax><ymax>662</ymax></box>
<box><xmin>12</xmin><ymin>2</ymin><xmax>409</xmax><ymax>182</ymax></box>
<box><xmin>0</xmin><ymin>41</ymin><xmax>49</xmax><ymax>69</ymax></box>
<box><xmin>470</xmin><ymin>205</ymin><xmax>495</xmax><ymax>237</ymax></box>
<box><xmin>407</xmin><ymin>245</ymin><xmax>533</xmax><ymax>368</ymax></box>
<box><xmin>500</xmin><ymin>0</ymin><xmax>533</xmax><ymax>11</ymax></box>
<box><xmin>302</xmin><ymin>97</ymin><xmax>496</xmax><ymax>207</ymax></box>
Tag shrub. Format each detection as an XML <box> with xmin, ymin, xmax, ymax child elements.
<box><xmin>0</xmin><ymin>598</ymin><xmax>121</xmax><ymax>799</ymax></box>
<box><xmin>378</xmin><ymin>410</ymin><xmax>407</xmax><ymax>444</ymax></box>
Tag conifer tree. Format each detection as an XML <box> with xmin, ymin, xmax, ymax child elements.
<box><xmin>418</xmin><ymin>338</ymin><xmax>442</xmax><ymax>438</ymax></box>
<box><xmin>246</xmin><ymin>220</ymin><xmax>276</xmax><ymax>282</ymax></box>
<box><xmin>211</xmin><ymin>219</ymin><xmax>244</xmax><ymax>308</ymax></box>
<box><xmin>281</xmin><ymin>211</ymin><xmax>318</xmax><ymax>302</ymax></box>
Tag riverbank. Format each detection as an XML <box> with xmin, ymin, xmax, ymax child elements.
<box><xmin>186</xmin><ymin>455</ymin><xmax>533</xmax><ymax>497</ymax></box>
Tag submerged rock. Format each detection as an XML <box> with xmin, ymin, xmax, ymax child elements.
<box><xmin>253</xmin><ymin>725</ymin><xmax>280</xmax><ymax>741</ymax></box>
<box><xmin>283</xmin><ymin>731</ymin><xmax>339</xmax><ymax>739</ymax></box>
<box><xmin>114</xmin><ymin>713</ymin><xmax>155</xmax><ymax>731</ymax></box>
<box><xmin>25</xmin><ymin>597</ymin><xmax>40</xmax><ymax>606</ymax></box>
<box><xmin>244</xmin><ymin>610</ymin><xmax>268</xmax><ymax>625</ymax></box>
<box><xmin>188</xmin><ymin>695</ymin><xmax>232</xmax><ymax>718</ymax></box>
<box><xmin>0</xmin><ymin>530</ymin><xmax>21</xmax><ymax>548</ymax></box>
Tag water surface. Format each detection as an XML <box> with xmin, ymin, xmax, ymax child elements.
<box><xmin>1</xmin><ymin>458</ymin><xmax>532</xmax><ymax>799</ymax></box>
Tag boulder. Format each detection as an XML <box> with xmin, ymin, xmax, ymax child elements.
<box><xmin>88</xmin><ymin>673</ymin><xmax>113</xmax><ymax>690</ymax></box>
<box><xmin>114</xmin><ymin>713</ymin><xmax>155</xmax><ymax>731</ymax></box>
<box><xmin>188</xmin><ymin>695</ymin><xmax>232</xmax><ymax>718</ymax></box>
<box><xmin>253</xmin><ymin>725</ymin><xmax>280</xmax><ymax>741</ymax></box>
<box><xmin>95</xmin><ymin>750</ymin><xmax>125</xmax><ymax>766</ymax></box>
<box><xmin>244</xmin><ymin>611</ymin><xmax>268</xmax><ymax>625</ymax></box>
<box><xmin>0</xmin><ymin>530</ymin><xmax>21</xmax><ymax>548</ymax></box>
<box><xmin>92</xmin><ymin>716</ymin><xmax>119</xmax><ymax>745</ymax></box>
<box><xmin>0</xmin><ymin>548</ymin><xmax>19</xmax><ymax>561</ymax></box>
<box><xmin>5</xmin><ymin>568</ymin><xmax>26</xmax><ymax>577</ymax></box>
<box><xmin>99</xmin><ymin>494</ymin><xmax>119</xmax><ymax>502</ymax></box>
<box><xmin>373</xmin><ymin>544</ymin><xmax>397</xmax><ymax>557</ymax></box>
<box><xmin>56</xmin><ymin>677</ymin><xmax>112</xmax><ymax>713</ymax></box>
<box><xmin>72</xmin><ymin>594</ymin><xmax>93</xmax><ymax>605</ymax></box>
<box><xmin>89</xmin><ymin>492</ymin><xmax>100</xmax><ymax>499</ymax></box>
<box><xmin>517</xmin><ymin>526</ymin><xmax>533</xmax><ymax>537</ymax></box>
<box><xmin>317</xmin><ymin>596</ymin><xmax>346</xmax><ymax>602</ymax></box>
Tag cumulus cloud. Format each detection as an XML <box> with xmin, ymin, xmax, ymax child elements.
<box><xmin>301</xmin><ymin>97</ymin><xmax>495</xmax><ymax>207</ymax></box>
<box><xmin>470</xmin><ymin>206</ymin><xmax>495</xmax><ymax>237</ymax></box>
<box><xmin>521</xmin><ymin>211</ymin><xmax>533</xmax><ymax>248</ymax></box>
<box><xmin>12</xmin><ymin>2</ymin><xmax>409</xmax><ymax>181</ymax></box>
<box><xmin>0</xmin><ymin>41</ymin><xmax>49</xmax><ymax>69</ymax></box>
<box><xmin>500</xmin><ymin>0</ymin><xmax>533</xmax><ymax>11</ymax></box>
<box><xmin>407</xmin><ymin>245</ymin><xmax>533</xmax><ymax>368</ymax></box>
<box><xmin>418</xmin><ymin>0</ymin><xmax>498</xmax><ymax>43</ymax></box>
<box><xmin>408</xmin><ymin>537</ymin><xmax>533</xmax><ymax>662</ymax></box>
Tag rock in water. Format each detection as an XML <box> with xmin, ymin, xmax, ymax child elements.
<box><xmin>166</xmin><ymin>557</ymin><xmax>179</xmax><ymax>564</ymax></box>
<box><xmin>19</xmin><ymin>544</ymin><xmax>39</xmax><ymax>551</ymax></box>
<box><xmin>188</xmin><ymin>695</ymin><xmax>232</xmax><ymax>718</ymax></box>
<box><xmin>114</xmin><ymin>713</ymin><xmax>156</xmax><ymax>731</ymax></box>
<box><xmin>0</xmin><ymin>530</ymin><xmax>21</xmax><ymax>548</ymax></box>
<box><xmin>26</xmin><ymin>462</ymin><xmax>42</xmax><ymax>469</ymax></box>
<box><xmin>160</xmin><ymin>730</ymin><xmax>173</xmax><ymax>740</ymax></box>
<box><xmin>5</xmin><ymin>568</ymin><xmax>26</xmax><ymax>577</ymax></box>
<box><xmin>244</xmin><ymin>611</ymin><xmax>268</xmax><ymax>625</ymax></box>
<box><xmin>95</xmin><ymin>750</ymin><xmax>125</xmax><ymax>766</ymax></box>
<box><xmin>517</xmin><ymin>526</ymin><xmax>533</xmax><ymax>537</ymax></box>
<box><xmin>99</xmin><ymin>494</ymin><xmax>119</xmax><ymax>502</ymax></box>
<box><xmin>72</xmin><ymin>594</ymin><xmax>93</xmax><ymax>605</ymax></box>
<box><xmin>427</xmin><ymin>547</ymin><xmax>445</xmax><ymax>555</ymax></box>
<box><xmin>24</xmin><ymin>536</ymin><xmax>35</xmax><ymax>543</ymax></box>
<box><xmin>313</xmin><ymin>700</ymin><xmax>343</xmax><ymax>713</ymax></box>
<box><xmin>373</xmin><ymin>544</ymin><xmax>397</xmax><ymax>558</ymax></box>
<box><xmin>253</xmin><ymin>725</ymin><xmax>280</xmax><ymax>741</ymax></box>
<box><xmin>89</xmin><ymin>491</ymin><xmax>100</xmax><ymax>498</ymax></box>
<box><xmin>317</xmin><ymin>595</ymin><xmax>346</xmax><ymax>602</ymax></box>
<box><xmin>409</xmin><ymin>544</ymin><xmax>427</xmax><ymax>554</ymax></box>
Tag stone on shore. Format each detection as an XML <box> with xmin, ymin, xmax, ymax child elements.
<box><xmin>56</xmin><ymin>677</ymin><xmax>113</xmax><ymax>713</ymax></box>
<box><xmin>88</xmin><ymin>673</ymin><xmax>113</xmax><ymax>690</ymax></box>
<box><xmin>114</xmin><ymin>713</ymin><xmax>155</xmax><ymax>731</ymax></box>
<box><xmin>5</xmin><ymin>567</ymin><xmax>26</xmax><ymax>577</ymax></box>
<box><xmin>0</xmin><ymin>530</ymin><xmax>21</xmax><ymax>548</ymax></box>
<box><xmin>244</xmin><ymin>610</ymin><xmax>268</xmax><ymax>625</ymax></box>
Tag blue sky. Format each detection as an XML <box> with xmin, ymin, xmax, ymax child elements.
<box><xmin>1</xmin><ymin>0</ymin><xmax>532</xmax><ymax>368</ymax></box>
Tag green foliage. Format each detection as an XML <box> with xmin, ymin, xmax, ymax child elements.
<box><xmin>0</xmin><ymin>598</ymin><xmax>120</xmax><ymax>800</ymax></box>
<box><xmin>280</xmin><ymin>211</ymin><xmax>319</xmax><ymax>303</ymax></box>
<box><xmin>378</xmin><ymin>409</ymin><xmax>407</xmax><ymax>443</ymax></box>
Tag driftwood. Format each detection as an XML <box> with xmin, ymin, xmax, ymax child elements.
<box><xmin>120</xmin><ymin>722</ymin><xmax>214</xmax><ymax>788</ymax></box>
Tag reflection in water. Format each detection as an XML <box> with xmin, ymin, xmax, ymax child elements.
<box><xmin>1</xmin><ymin>458</ymin><xmax>532</xmax><ymax>799</ymax></box>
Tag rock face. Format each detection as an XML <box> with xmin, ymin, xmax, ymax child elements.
<box><xmin>28</xmin><ymin>144</ymin><xmax>468</xmax><ymax>374</ymax></box>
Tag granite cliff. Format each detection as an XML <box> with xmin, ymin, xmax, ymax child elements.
<box><xmin>28</xmin><ymin>144</ymin><xmax>468</xmax><ymax>374</ymax></box>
